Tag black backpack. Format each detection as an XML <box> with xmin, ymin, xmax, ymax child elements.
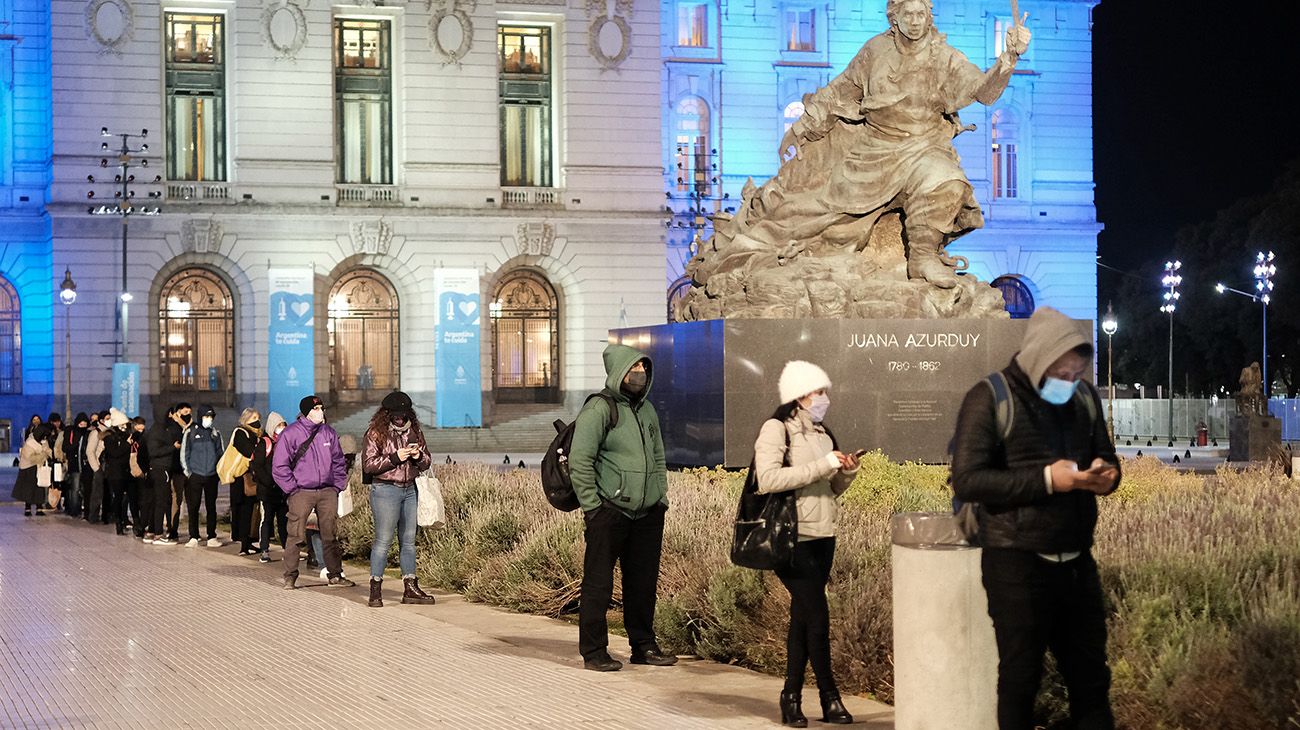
<box><xmin>540</xmin><ymin>393</ymin><xmax>618</xmax><ymax>511</ymax></box>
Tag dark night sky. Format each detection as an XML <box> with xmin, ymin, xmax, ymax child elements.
<box><xmin>1091</xmin><ymin>1</ymin><xmax>1300</xmax><ymax>298</ymax></box>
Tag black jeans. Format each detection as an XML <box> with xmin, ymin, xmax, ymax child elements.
<box><xmin>981</xmin><ymin>548</ymin><xmax>1114</xmax><ymax>730</ymax></box>
<box><xmin>166</xmin><ymin>471</ymin><xmax>185</xmax><ymax>539</ymax></box>
<box><xmin>259</xmin><ymin>491</ymin><xmax>289</xmax><ymax>552</ymax></box>
<box><xmin>775</xmin><ymin>537</ymin><xmax>837</xmax><ymax>695</ymax></box>
<box><xmin>134</xmin><ymin>475</ymin><xmax>152</xmax><ymax>536</ymax></box>
<box><xmin>578</xmin><ymin>503</ymin><xmax>666</xmax><ymax>660</ymax></box>
<box><xmin>229</xmin><ymin>480</ymin><xmax>258</xmax><ymax>550</ymax></box>
<box><xmin>63</xmin><ymin>468</ymin><xmax>81</xmax><ymax>516</ymax></box>
<box><xmin>109</xmin><ymin>476</ymin><xmax>130</xmax><ymax>530</ymax></box>
<box><xmin>147</xmin><ymin>469</ymin><xmax>170</xmax><ymax>537</ymax></box>
<box><xmin>86</xmin><ymin>469</ymin><xmax>109</xmax><ymax>523</ymax></box>
<box><xmin>185</xmin><ymin>473</ymin><xmax>220</xmax><ymax>541</ymax></box>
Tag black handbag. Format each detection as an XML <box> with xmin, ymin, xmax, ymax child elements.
<box><xmin>730</xmin><ymin>429</ymin><xmax>798</xmax><ymax>571</ymax></box>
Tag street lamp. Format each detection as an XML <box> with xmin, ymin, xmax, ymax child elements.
<box><xmin>1216</xmin><ymin>250</ymin><xmax>1276</xmax><ymax>401</ymax></box>
<box><xmin>1101</xmin><ymin>301</ymin><xmax>1118</xmax><ymax>440</ymax></box>
<box><xmin>1159</xmin><ymin>261</ymin><xmax>1182</xmax><ymax>446</ymax></box>
<box><xmin>59</xmin><ymin>268</ymin><xmax>77</xmax><ymax>421</ymax></box>
<box><xmin>87</xmin><ymin>127</ymin><xmax>162</xmax><ymax>364</ymax></box>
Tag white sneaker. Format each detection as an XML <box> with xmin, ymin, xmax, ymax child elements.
<box><xmin>318</xmin><ymin>568</ymin><xmax>346</xmax><ymax>580</ymax></box>
<box><xmin>153</xmin><ymin>537</ymin><xmax>177</xmax><ymax>545</ymax></box>
<box><xmin>185</xmin><ymin>538</ymin><xmax>199</xmax><ymax>547</ymax></box>
<box><xmin>206</xmin><ymin>537</ymin><xmax>223</xmax><ymax>548</ymax></box>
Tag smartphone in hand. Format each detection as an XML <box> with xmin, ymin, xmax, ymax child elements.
<box><xmin>851</xmin><ymin>448</ymin><xmax>868</xmax><ymax>459</ymax></box>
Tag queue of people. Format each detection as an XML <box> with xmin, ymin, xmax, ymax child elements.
<box><xmin>9</xmin><ymin>306</ymin><xmax>1118</xmax><ymax>729</ymax></box>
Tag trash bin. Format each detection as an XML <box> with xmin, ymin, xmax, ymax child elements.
<box><xmin>1196</xmin><ymin>422</ymin><xmax>1209</xmax><ymax>447</ymax></box>
<box><xmin>891</xmin><ymin>512</ymin><xmax>997</xmax><ymax>730</ymax></box>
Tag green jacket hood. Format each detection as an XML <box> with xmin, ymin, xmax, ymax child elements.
<box><xmin>602</xmin><ymin>343</ymin><xmax>652</xmax><ymax>402</ymax></box>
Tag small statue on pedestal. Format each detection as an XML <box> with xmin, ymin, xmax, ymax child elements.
<box><xmin>1236</xmin><ymin>361</ymin><xmax>1265</xmax><ymax>416</ymax></box>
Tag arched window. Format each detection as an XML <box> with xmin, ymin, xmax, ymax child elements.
<box><xmin>782</xmin><ymin>100</ymin><xmax>805</xmax><ymax>134</ymax></box>
<box><xmin>491</xmin><ymin>270</ymin><xmax>560</xmax><ymax>403</ymax></box>
<box><xmin>667</xmin><ymin>275</ymin><xmax>693</xmax><ymax>322</ymax></box>
<box><xmin>158</xmin><ymin>268</ymin><xmax>235</xmax><ymax>402</ymax></box>
<box><xmin>674</xmin><ymin>96</ymin><xmax>712</xmax><ymax>196</ymax></box>
<box><xmin>328</xmin><ymin>268</ymin><xmax>399</xmax><ymax>402</ymax></box>
<box><xmin>0</xmin><ymin>276</ymin><xmax>21</xmax><ymax>394</ymax></box>
<box><xmin>992</xmin><ymin>275</ymin><xmax>1035</xmax><ymax>319</ymax></box>
<box><xmin>991</xmin><ymin>108</ymin><xmax>1020</xmax><ymax>200</ymax></box>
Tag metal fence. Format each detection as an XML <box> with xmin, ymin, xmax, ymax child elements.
<box><xmin>1102</xmin><ymin>398</ymin><xmax>1300</xmax><ymax>442</ymax></box>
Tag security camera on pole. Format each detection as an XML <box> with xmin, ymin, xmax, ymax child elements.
<box><xmin>87</xmin><ymin>128</ymin><xmax>161</xmax><ymax>416</ymax></box>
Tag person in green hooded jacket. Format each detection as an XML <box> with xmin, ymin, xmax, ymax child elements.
<box><xmin>568</xmin><ymin>343</ymin><xmax>675</xmax><ymax>672</ymax></box>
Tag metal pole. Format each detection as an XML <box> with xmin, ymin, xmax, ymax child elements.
<box><xmin>1167</xmin><ymin>311</ymin><xmax>1174</xmax><ymax>445</ymax></box>
<box><xmin>120</xmin><ymin>215</ymin><xmax>129</xmax><ymax>359</ymax></box>
<box><xmin>64</xmin><ymin>304</ymin><xmax>72</xmax><ymax>420</ymax></box>
<box><xmin>1262</xmin><ymin>300</ymin><xmax>1268</xmax><ymax>402</ymax></box>
<box><xmin>1107</xmin><ymin>331</ymin><xmax>1115</xmax><ymax>441</ymax></box>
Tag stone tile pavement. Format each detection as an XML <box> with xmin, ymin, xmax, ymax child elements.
<box><xmin>0</xmin><ymin>506</ymin><xmax>894</xmax><ymax>729</ymax></box>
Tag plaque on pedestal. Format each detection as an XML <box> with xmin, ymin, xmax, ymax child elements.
<box><xmin>1229</xmin><ymin>414</ymin><xmax>1282</xmax><ymax>462</ymax></box>
<box><xmin>610</xmin><ymin>318</ymin><xmax>1093</xmax><ymax>467</ymax></box>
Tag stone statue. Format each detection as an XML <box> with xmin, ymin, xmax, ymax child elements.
<box><xmin>676</xmin><ymin>0</ymin><xmax>1032</xmax><ymax>321</ymax></box>
<box><xmin>1237</xmin><ymin>361</ymin><xmax>1265</xmax><ymax>416</ymax></box>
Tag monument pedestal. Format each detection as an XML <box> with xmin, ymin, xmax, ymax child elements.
<box><xmin>1229</xmin><ymin>414</ymin><xmax>1282</xmax><ymax>462</ymax></box>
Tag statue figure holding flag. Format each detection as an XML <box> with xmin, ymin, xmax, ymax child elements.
<box><xmin>677</xmin><ymin>0</ymin><xmax>1034</xmax><ymax>320</ymax></box>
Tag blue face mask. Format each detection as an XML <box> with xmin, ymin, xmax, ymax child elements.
<box><xmin>1039</xmin><ymin>377</ymin><xmax>1078</xmax><ymax>405</ymax></box>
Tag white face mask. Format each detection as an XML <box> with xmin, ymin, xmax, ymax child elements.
<box><xmin>306</xmin><ymin>409</ymin><xmax>326</xmax><ymax>425</ymax></box>
<box><xmin>275</xmin><ymin>426</ymin><xmax>286</xmax><ymax>437</ymax></box>
<box><xmin>807</xmin><ymin>393</ymin><xmax>831</xmax><ymax>423</ymax></box>
<box><xmin>201</xmin><ymin>416</ymin><xmax>214</xmax><ymax>429</ymax></box>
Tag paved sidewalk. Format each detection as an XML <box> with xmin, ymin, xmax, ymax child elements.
<box><xmin>0</xmin><ymin>507</ymin><xmax>893</xmax><ymax>729</ymax></box>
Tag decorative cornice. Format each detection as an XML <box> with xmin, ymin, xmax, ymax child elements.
<box><xmin>85</xmin><ymin>0</ymin><xmax>135</xmax><ymax>55</ymax></box>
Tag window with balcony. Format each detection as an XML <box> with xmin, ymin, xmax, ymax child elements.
<box><xmin>0</xmin><ymin>275</ymin><xmax>20</xmax><ymax>394</ymax></box>
<box><xmin>991</xmin><ymin>108</ymin><xmax>1020</xmax><ymax>200</ymax></box>
<box><xmin>673</xmin><ymin>96</ymin><xmax>711</xmax><ymax>196</ymax></box>
<box><xmin>165</xmin><ymin>13</ymin><xmax>226</xmax><ymax>182</ymax></box>
<box><xmin>499</xmin><ymin>25</ymin><xmax>553</xmax><ymax>188</ymax></box>
<box><xmin>335</xmin><ymin>18</ymin><xmax>393</xmax><ymax>186</ymax></box>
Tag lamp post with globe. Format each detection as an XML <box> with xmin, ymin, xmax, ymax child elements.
<box><xmin>1101</xmin><ymin>301</ymin><xmax>1118</xmax><ymax>441</ymax></box>
<box><xmin>59</xmin><ymin>268</ymin><xmax>77</xmax><ymax>420</ymax></box>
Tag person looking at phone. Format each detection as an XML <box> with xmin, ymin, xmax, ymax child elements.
<box><xmin>361</xmin><ymin>390</ymin><xmax>435</xmax><ymax>608</ymax></box>
<box><xmin>951</xmin><ymin>306</ymin><xmax>1119</xmax><ymax>730</ymax></box>
<box><xmin>754</xmin><ymin>360</ymin><xmax>859</xmax><ymax>727</ymax></box>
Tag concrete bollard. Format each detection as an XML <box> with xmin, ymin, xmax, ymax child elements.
<box><xmin>891</xmin><ymin>512</ymin><xmax>998</xmax><ymax>730</ymax></box>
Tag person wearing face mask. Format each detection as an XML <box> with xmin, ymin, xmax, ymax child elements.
<box><xmin>83</xmin><ymin>411</ymin><xmax>111</xmax><ymax>524</ymax></box>
<box><xmin>163</xmin><ymin>403</ymin><xmax>193</xmax><ymax>541</ymax></box>
<box><xmin>951</xmin><ymin>307</ymin><xmax>1119</xmax><ymax>730</ymax></box>
<box><xmin>568</xmin><ymin>344</ymin><xmax>673</xmax><ymax>673</ymax></box>
<box><xmin>101</xmin><ymin>408</ymin><xmax>135</xmax><ymax>535</ymax></box>
<box><xmin>145</xmin><ymin>405</ymin><xmax>181</xmax><ymax>544</ymax></box>
<box><xmin>62</xmin><ymin>413</ymin><xmax>89</xmax><ymax>517</ymax></box>
<box><xmin>753</xmin><ymin>360</ymin><xmax>859</xmax><ymax>727</ymax></box>
<box><xmin>254</xmin><ymin>412</ymin><xmax>289</xmax><ymax>563</ymax></box>
<box><xmin>181</xmin><ymin>405</ymin><xmax>224</xmax><ymax>548</ymax></box>
<box><xmin>12</xmin><ymin>423</ymin><xmax>53</xmax><ymax>516</ymax></box>
<box><xmin>225</xmin><ymin>408</ymin><xmax>263</xmax><ymax>555</ymax></box>
<box><xmin>361</xmin><ymin>391</ymin><xmax>434</xmax><ymax>608</ymax></box>
<box><xmin>272</xmin><ymin>395</ymin><xmax>354</xmax><ymax>590</ymax></box>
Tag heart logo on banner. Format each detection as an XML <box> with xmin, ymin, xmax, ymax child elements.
<box><xmin>271</xmin><ymin>292</ymin><xmax>314</xmax><ymax>327</ymax></box>
<box><xmin>440</xmin><ymin>292</ymin><xmax>481</xmax><ymax>326</ymax></box>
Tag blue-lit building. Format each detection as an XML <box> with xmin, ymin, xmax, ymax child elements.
<box><xmin>662</xmin><ymin>0</ymin><xmax>1101</xmax><ymax>322</ymax></box>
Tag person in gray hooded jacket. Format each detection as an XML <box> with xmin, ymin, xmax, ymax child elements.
<box><xmin>951</xmin><ymin>307</ymin><xmax>1119</xmax><ymax>730</ymax></box>
<box><xmin>181</xmin><ymin>405</ymin><xmax>223</xmax><ymax>547</ymax></box>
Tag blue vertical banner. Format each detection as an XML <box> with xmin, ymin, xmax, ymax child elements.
<box><xmin>112</xmin><ymin>363</ymin><xmax>140</xmax><ymax>417</ymax></box>
<box><xmin>268</xmin><ymin>268</ymin><xmax>315</xmax><ymax>420</ymax></box>
<box><xmin>435</xmin><ymin>268</ymin><xmax>483</xmax><ymax>428</ymax></box>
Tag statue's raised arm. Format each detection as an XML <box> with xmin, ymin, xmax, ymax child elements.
<box><xmin>678</xmin><ymin>0</ymin><xmax>1033</xmax><ymax>321</ymax></box>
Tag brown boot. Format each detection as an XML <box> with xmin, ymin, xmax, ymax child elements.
<box><xmin>368</xmin><ymin>579</ymin><xmax>383</xmax><ymax>608</ymax></box>
<box><xmin>401</xmin><ymin>577</ymin><xmax>436</xmax><ymax>605</ymax></box>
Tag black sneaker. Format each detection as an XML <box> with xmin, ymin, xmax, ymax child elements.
<box><xmin>328</xmin><ymin>576</ymin><xmax>356</xmax><ymax>588</ymax></box>
<box><xmin>282</xmin><ymin>576</ymin><xmax>297</xmax><ymax>590</ymax></box>
<box><xmin>259</xmin><ymin>551</ymin><xmax>271</xmax><ymax>563</ymax></box>
<box><xmin>583</xmin><ymin>654</ymin><xmax>623</xmax><ymax>672</ymax></box>
<box><xmin>630</xmin><ymin>646</ymin><xmax>678</xmax><ymax>666</ymax></box>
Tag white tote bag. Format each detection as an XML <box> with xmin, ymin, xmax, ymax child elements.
<box><xmin>36</xmin><ymin>465</ymin><xmax>53</xmax><ymax>488</ymax></box>
<box><xmin>337</xmin><ymin>485</ymin><xmax>355</xmax><ymax>518</ymax></box>
<box><xmin>53</xmin><ymin>462</ymin><xmax>64</xmax><ymax>483</ymax></box>
<box><xmin>416</xmin><ymin>472</ymin><xmax>446</xmax><ymax>528</ymax></box>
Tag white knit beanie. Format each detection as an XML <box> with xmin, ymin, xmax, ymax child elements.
<box><xmin>778</xmin><ymin>360</ymin><xmax>832</xmax><ymax>404</ymax></box>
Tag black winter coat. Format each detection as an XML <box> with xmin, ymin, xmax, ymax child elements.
<box><xmin>251</xmin><ymin>434</ymin><xmax>281</xmax><ymax>502</ymax></box>
<box><xmin>102</xmin><ymin>429</ymin><xmax>134</xmax><ymax>482</ymax></box>
<box><xmin>147</xmin><ymin>420</ymin><xmax>182</xmax><ymax>472</ymax></box>
<box><xmin>950</xmin><ymin>360</ymin><xmax>1120</xmax><ymax>554</ymax></box>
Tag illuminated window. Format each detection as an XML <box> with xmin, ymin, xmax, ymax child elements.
<box><xmin>992</xmin><ymin>275</ymin><xmax>1034</xmax><ymax>319</ymax></box>
<box><xmin>677</xmin><ymin>2</ymin><xmax>710</xmax><ymax>47</ymax></box>
<box><xmin>991</xmin><ymin>109</ymin><xmax>1019</xmax><ymax>200</ymax></box>
<box><xmin>674</xmin><ymin>96</ymin><xmax>711</xmax><ymax>196</ymax></box>
<box><xmin>492</xmin><ymin>270</ymin><xmax>560</xmax><ymax>402</ymax></box>
<box><xmin>165</xmin><ymin>13</ymin><xmax>225</xmax><ymax>182</ymax></box>
<box><xmin>329</xmin><ymin>269</ymin><xmax>400</xmax><ymax>398</ymax></box>
<box><xmin>157</xmin><ymin>268</ymin><xmax>235</xmax><ymax>399</ymax></box>
<box><xmin>785</xmin><ymin>9</ymin><xmax>816</xmax><ymax>51</ymax></box>
<box><xmin>0</xmin><ymin>275</ymin><xmax>21</xmax><ymax>394</ymax></box>
<box><xmin>782</xmin><ymin>100</ymin><xmax>805</xmax><ymax>134</ymax></box>
<box><xmin>335</xmin><ymin>19</ymin><xmax>392</xmax><ymax>185</ymax></box>
<box><xmin>499</xmin><ymin>25</ymin><xmax>553</xmax><ymax>187</ymax></box>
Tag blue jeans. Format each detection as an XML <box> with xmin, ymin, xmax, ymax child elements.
<box><xmin>369</xmin><ymin>481</ymin><xmax>418</xmax><ymax>579</ymax></box>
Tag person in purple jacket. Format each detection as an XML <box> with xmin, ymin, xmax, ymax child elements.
<box><xmin>272</xmin><ymin>395</ymin><xmax>355</xmax><ymax>590</ymax></box>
